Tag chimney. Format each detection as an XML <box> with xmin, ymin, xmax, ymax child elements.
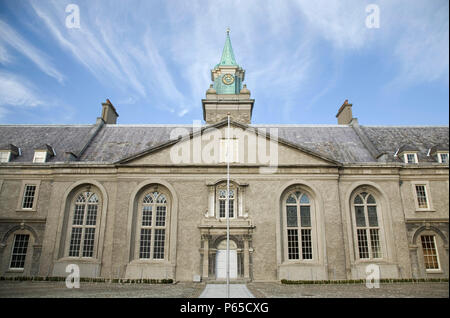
<box><xmin>101</xmin><ymin>99</ymin><xmax>119</xmax><ymax>124</ymax></box>
<box><xmin>336</xmin><ymin>99</ymin><xmax>354</xmax><ymax>125</ymax></box>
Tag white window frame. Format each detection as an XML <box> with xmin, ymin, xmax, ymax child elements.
<box><xmin>9</xmin><ymin>233</ymin><xmax>30</xmax><ymax>270</ymax></box>
<box><xmin>351</xmin><ymin>191</ymin><xmax>384</xmax><ymax>261</ymax></box>
<box><xmin>411</xmin><ymin>181</ymin><xmax>434</xmax><ymax>212</ymax></box>
<box><xmin>0</xmin><ymin>151</ymin><xmax>11</xmax><ymax>163</ymax></box>
<box><xmin>420</xmin><ymin>235</ymin><xmax>441</xmax><ymax>272</ymax></box>
<box><xmin>437</xmin><ymin>152</ymin><xmax>449</xmax><ymax>164</ymax></box>
<box><xmin>403</xmin><ymin>152</ymin><xmax>418</xmax><ymax>164</ymax></box>
<box><xmin>135</xmin><ymin>190</ymin><xmax>169</xmax><ymax>261</ymax></box>
<box><xmin>17</xmin><ymin>180</ymin><xmax>41</xmax><ymax>212</ymax></box>
<box><xmin>216</xmin><ymin>183</ymin><xmax>237</xmax><ymax>219</ymax></box>
<box><xmin>33</xmin><ymin>151</ymin><xmax>48</xmax><ymax>163</ymax></box>
<box><xmin>65</xmin><ymin>190</ymin><xmax>101</xmax><ymax>259</ymax></box>
<box><xmin>283</xmin><ymin>189</ymin><xmax>316</xmax><ymax>263</ymax></box>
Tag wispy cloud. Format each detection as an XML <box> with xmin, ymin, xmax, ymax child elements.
<box><xmin>0</xmin><ymin>19</ymin><xmax>64</xmax><ymax>83</ymax></box>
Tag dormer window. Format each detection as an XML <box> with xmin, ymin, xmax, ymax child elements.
<box><xmin>403</xmin><ymin>152</ymin><xmax>418</xmax><ymax>164</ymax></box>
<box><xmin>0</xmin><ymin>151</ymin><xmax>11</xmax><ymax>163</ymax></box>
<box><xmin>0</xmin><ymin>144</ymin><xmax>20</xmax><ymax>162</ymax></box>
<box><xmin>33</xmin><ymin>144</ymin><xmax>55</xmax><ymax>163</ymax></box>
<box><xmin>437</xmin><ymin>152</ymin><xmax>449</xmax><ymax>164</ymax></box>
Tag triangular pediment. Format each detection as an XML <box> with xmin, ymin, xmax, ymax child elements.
<box><xmin>117</xmin><ymin>120</ymin><xmax>341</xmax><ymax>167</ymax></box>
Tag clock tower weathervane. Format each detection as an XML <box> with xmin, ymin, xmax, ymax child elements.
<box><xmin>202</xmin><ymin>28</ymin><xmax>254</xmax><ymax>124</ymax></box>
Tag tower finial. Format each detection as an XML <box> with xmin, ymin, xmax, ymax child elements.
<box><xmin>226</xmin><ymin>27</ymin><xmax>230</xmax><ymax>35</ymax></box>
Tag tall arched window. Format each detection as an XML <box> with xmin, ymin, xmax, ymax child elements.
<box><xmin>285</xmin><ymin>191</ymin><xmax>312</xmax><ymax>260</ymax></box>
<box><xmin>216</xmin><ymin>183</ymin><xmax>237</xmax><ymax>219</ymax></box>
<box><xmin>353</xmin><ymin>191</ymin><xmax>382</xmax><ymax>259</ymax></box>
<box><xmin>67</xmin><ymin>191</ymin><xmax>100</xmax><ymax>258</ymax></box>
<box><xmin>137</xmin><ymin>191</ymin><xmax>168</xmax><ymax>260</ymax></box>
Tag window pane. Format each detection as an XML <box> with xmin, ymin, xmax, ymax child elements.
<box><xmin>69</xmin><ymin>228</ymin><xmax>82</xmax><ymax>257</ymax></box>
<box><xmin>367</xmin><ymin>206</ymin><xmax>378</xmax><ymax>227</ymax></box>
<box><xmin>139</xmin><ymin>229</ymin><xmax>151</xmax><ymax>259</ymax></box>
<box><xmin>415</xmin><ymin>185</ymin><xmax>428</xmax><ymax>209</ymax></box>
<box><xmin>153</xmin><ymin>229</ymin><xmax>165</xmax><ymax>259</ymax></box>
<box><xmin>355</xmin><ymin>206</ymin><xmax>366</xmax><ymax>227</ymax></box>
<box><xmin>286</xmin><ymin>194</ymin><xmax>296</xmax><ymax>204</ymax></box>
<box><xmin>86</xmin><ymin>205</ymin><xmax>97</xmax><ymax>226</ymax></box>
<box><xmin>142</xmin><ymin>205</ymin><xmax>152</xmax><ymax>226</ymax></box>
<box><xmin>357</xmin><ymin>229</ymin><xmax>369</xmax><ymax>259</ymax></box>
<box><xmin>82</xmin><ymin>228</ymin><xmax>95</xmax><ymax>257</ymax></box>
<box><xmin>219</xmin><ymin>200</ymin><xmax>226</xmax><ymax>218</ymax></box>
<box><xmin>301</xmin><ymin>229</ymin><xmax>312</xmax><ymax>259</ymax></box>
<box><xmin>354</xmin><ymin>195</ymin><xmax>363</xmax><ymax>205</ymax></box>
<box><xmin>406</xmin><ymin>153</ymin><xmax>416</xmax><ymax>163</ymax></box>
<box><xmin>287</xmin><ymin>229</ymin><xmax>299</xmax><ymax>260</ymax></box>
<box><xmin>22</xmin><ymin>185</ymin><xmax>36</xmax><ymax>209</ymax></box>
<box><xmin>228</xmin><ymin>199</ymin><xmax>234</xmax><ymax>218</ymax></box>
<box><xmin>300</xmin><ymin>206</ymin><xmax>311</xmax><ymax>227</ymax></box>
<box><xmin>439</xmin><ymin>153</ymin><xmax>448</xmax><ymax>163</ymax></box>
<box><xmin>370</xmin><ymin>229</ymin><xmax>382</xmax><ymax>258</ymax></box>
<box><xmin>143</xmin><ymin>194</ymin><xmax>153</xmax><ymax>204</ymax></box>
<box><xmin>286</xmin><ymin>206</ymin><xmax>297</xmax><ymax>227</ymax></box>
<box><xmin>73</xmin><ymin>204</ymin><xmax>85</xmax><ymax>225</ymax></box>
<box><xmin>10</xmin><ymin>234</ymin><xmax>30</xmax><ymax>269</ymax></box>
<box><xmin>156</xmin><ymin>206</ymin><xmax>166</xmax><ymax>226</ymax></box>
<box><xmin>157</xmin><ymin>194</ymin><xmax>167</xmax><ymax>203</ymax></box>
<box><xmin>300</xmin><ymin>194</ymin><xmax>310</xmax><ymax>204</ymax></box>
<box><xmin>367</xmin><ymin>195</ymin><xmax>376</xmax><ymax>204</ymax></box>
<box><xmin>421</xmin><ymin>235</ymin><xmax>439</xmax><ymax>270</ymax></box>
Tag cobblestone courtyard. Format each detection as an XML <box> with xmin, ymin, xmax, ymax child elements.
<box><xmin>0</xmin><ymin>281</ymin><xmax>447</xmax><ymax>298</ymax></box>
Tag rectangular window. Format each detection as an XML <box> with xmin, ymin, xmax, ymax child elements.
<box><xmin>68</xmin><ymin>228</ymin><xmax>82</xmax><ymax>257</ymax></box>
<box><xmin>82</xmin><ymin>228</ymin><xmax>96</xmax><ymax>257</ymax></box>
<box><xmin>415</xmin><ymin>185</ymin><xmax>429</xmax><ymax>209</ymax></box>
<box><xmin>287</xmin><ymin>229</ymin><xmax>299</xmax><ymax>260</ymax></box>
<box><xmin>369</xmin><ymin>229</ymin><xmax>382</xmax><ymax>258</ymax></box>
<box><xmin>139</xmin><ymin>229</ymin><xmax>152</xmax><ymax>259</ymax></box>
<box><xmin>219</xmin><ymin>198</ymin><xmax>234</xmax><ymax>218</ymax></box>
<box><xmin>438</xmin><ymin>153</ymin><xmax>449</xmax><ymax>164</ymax></box>
<box><xmin>10</xmin><ymin>234</ymin><xmax>30</xmax><ymax>269</ymax></box>
<box><xmin>22</xmin><ymin>185</ymin><xmax>36</xmax><ymax>209</ymax></box>
<box><xmin>155</xmin><ymin>206</ymin><xmax>166</xmax><ymax>226</ymax></box>
<box><xmin>404</xmin><ymin>153</ymin><xmax>418</xmax><ymax>164</ymax></box>
<box><xmin>153</xmin><ymin>229</ymin><xmax>165</xmax><ymax>259</ymax></box>
<box><xmin>0</xmin><ymin>151</ymin><xmax>11</xmax><ymax>163</ymax></box>
<box><xmin>421</xmin><ymin>235</ymin><xmax>440</xmax><ymax>270</ymax></box>
<box><xmin>357</xmin><ymin>229</ymin><xmax>369</xmax><ymax>259</ymax></box>
<box><xmin>301</xmin><ymin>229</ymin><xmax>312</xmax><ymax>260</ymax></box>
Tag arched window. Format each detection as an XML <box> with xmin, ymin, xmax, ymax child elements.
<box><xmin>285</xmin><ymin>191</ymin><xmax>312</xmax><ymax>260</ymax></box>
<box><xmin>216</xmin><ymin>183</ymin><xmax>237</xmax><ymax>219</ymax></box>
<box><xmin>67</xmin><ymin>190</ymin><xmax>100</xmax><ymax>258</ymax></box>
<box><xmin>352</xmin><ymin>191</ymin><xmax>382</xmax><ymax>259</ymax></box>
<box><xmin>137</xmin><ymin>191</ymin><xmax>168</xmax><ymax>260</ymax></box>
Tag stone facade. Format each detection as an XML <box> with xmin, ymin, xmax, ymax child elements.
<box><xmin>0</xmin><ymin>33</ymin><xmax>448</xmax><ymax>282</ymax></box>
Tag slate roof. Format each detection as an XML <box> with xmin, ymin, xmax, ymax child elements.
<box><xmin>360</xmin><ymin>126</ymin><xmax>449</xmax><ymax>162</ymax></box>
<box><xmin>0</xmin><ymin>125</ymin><xmax>94</xmax><ymax>162</ymax></box>
<box><xmin>0</xmin><ymin>123</ymin><xmax>448</xmax><ymax>164</ymax></box>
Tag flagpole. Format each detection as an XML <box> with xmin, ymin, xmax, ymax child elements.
<box><xmin>226</xmin><ymin>112</ymin><xmax>230</xmax><ymax>298</ymax></box>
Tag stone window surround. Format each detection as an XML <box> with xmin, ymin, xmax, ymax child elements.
<box><xmin>282</xmin><ymin>187</ymin><xmax>318</xmax><ymax>264</ymax></box>
<box><xmin>411</xmin><ymin>181</ymin><xmax>435</xmax><ymax>212</ymax></box>
<box><xmin>206</xmin><ymin>180</ymin><xmax>248</xmax><ymax>219</ymax></box>
<box><xmin>16</xmin><ymin>180</ymin><xmax>41</xmax><ymax>212</ymax></box>
<box><xmin>349</xmin><ymin>186</ymin><xmax>389</xmax><ymax>264</ymax></box>
<box><xmin>437</xmin><ymin>152</ymin><xmax>449</xmax><ymax>164</ymax></box>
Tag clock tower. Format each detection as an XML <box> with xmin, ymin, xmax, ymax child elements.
<box><xmin>202</xmin><ymin>29</ymin><xmax>255</xmax><ymax>124</ymax></box>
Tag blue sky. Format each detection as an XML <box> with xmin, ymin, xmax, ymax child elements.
<box><xmin>0</xmin><ymin>0</ymin><xmax>448</xmax><ymax>125</ymax></box>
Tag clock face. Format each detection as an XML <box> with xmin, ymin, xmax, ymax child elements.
<box><xmin>222</xmin><ymin>73</ymin><xmax>235</xmax><ymax>85</ymax></box>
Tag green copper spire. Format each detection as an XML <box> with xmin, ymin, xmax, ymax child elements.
<box><xmin>218</xmin><ymin>28</ymin><xmax>238</xmax><ymax>66</ymax></box>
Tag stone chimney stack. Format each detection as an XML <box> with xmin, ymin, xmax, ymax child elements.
<box><xmin>101</xmin><ymin>99</ymin><xmax>119</xmax><ymax>124</ymax></box>
<box><xmin>336</xmin><ymin>99</ymin><xmax>353</xmax><ymax>125</ymax></box>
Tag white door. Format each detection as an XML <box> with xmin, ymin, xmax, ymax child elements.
<box><xmin>216</xmin><ymin>250</ymin><xmax>237</xmax><ymax>279</ymax></box>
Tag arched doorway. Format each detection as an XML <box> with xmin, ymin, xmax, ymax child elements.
<box><xmin>215</xmin><ymin>240</ymin><xmax>238</xmax><ymax>279</ymax></box>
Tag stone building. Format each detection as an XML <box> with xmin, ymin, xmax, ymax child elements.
<box><xmin>0</xmin><ymin>32</ymin><xmax>448</xmax><ymax>282</ymax></box>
